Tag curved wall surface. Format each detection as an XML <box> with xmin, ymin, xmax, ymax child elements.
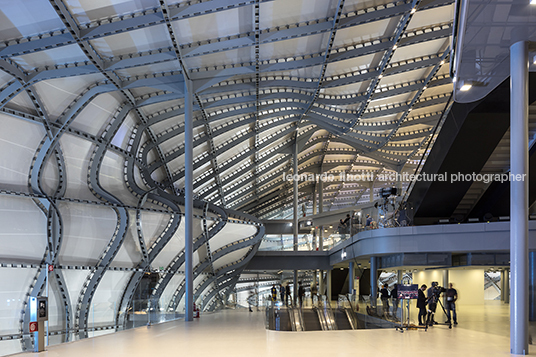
<box><xmin>0</xmin><ymin>107</ymin><xmax>264</xmax><ymax>355</ymax></box>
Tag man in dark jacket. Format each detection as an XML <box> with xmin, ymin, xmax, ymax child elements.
<box><xmin>417</xmin><ymin>284</ymin><xmax>427</xmax><ymax>325</ymax></box>
<box><xmin>380</xmin><ymin>284</ymin><xmax>390</xmax><ymax>317</ymax></box>
<box><xmin>445</xmin><ymin>283</ymin><xmax>458</xmax><ymax>325</ymax></box>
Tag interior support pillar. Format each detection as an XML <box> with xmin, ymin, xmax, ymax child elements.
<box><xmin>293</xmin><ymin>139</ymin><xmax>298</xmax><ymax>300</ymax></box>
<box><xmin>184</xmin><ymin>78</ymin><xmax>194</xmax><ymax>322</ymax></box>
<box><xmin>370</xmin><ymin>257</ymin><xmax>378</xmax><ymax>308</ymax></box>
<box><xmin>319</xmin><ymin>173</ymin><xmax>324</xmax><ymax>213</ymax></box>
<box><xmin>326</xmin><ymin>269</ymin><xmax>332</xmax><ymax>303</ymax></box>
<box><xmin>501</xmin><ymin>271</ymin><xmax>505</xmax><ymax>302</ymax></box>
<box><xmin>319</xmin><ymin>271</ymin><xmax>324</xmax><ymax>296</ymax></box>
<box><xmin>529</xmin><ymin>252</ymin><xmax>536</xmax><ymax>321</ymax></box>
<box><xmin>443</xmin><ymin>269</ymin><xmax>449</xmax><ymax>306</ymax></box>
<box><xmin>349</xmin><ymin>261</ymin><xmax>354</xmax><ymax>294</ymax></box>
<box><xmin>293</xmin><ymin>270</ymin><xmax>298</xmax><ymax>305</ymax></box>
<box><xmin>505</xmin><ymin>268</ymin><xmax>510</xmax><ymax>304</ymax></box>
<box><xmin>510</xmin><ymin>39</ymin><xmax>529</xmax><ymax>355</ymax></box>
<box><xmin>313</xmin><ymin>183</ymin><xmax>317</xmax><ymax>215</ymax></box>
<box><xmin>319</xmin><ymin>175</ymin><xmax>324</xmax><ymax>251</ymax></box>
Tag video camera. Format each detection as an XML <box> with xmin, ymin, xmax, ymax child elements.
<box><xmin>429</xmin><ymin>282</ymin><xmax>446</xmax><ymax>300</ymax></box>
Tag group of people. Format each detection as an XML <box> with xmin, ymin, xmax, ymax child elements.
<box><xmin>338</xmin><ymin>213</ymin><xmax>378</xmax><ymax>234</ymax></box>
<box><xmin>270</xmin><ymin>282</ymin><xmax>309</xmax><ymax>306</ymax></box>
<box><xmin>379</xmin><ymin>283</ymin><xmax>399</xmax><ymax>317</ymax></box>
<box><xmin>417</xmin><ymin>282</ymin><xmax>458</xmax><ymax>326</ymax></box>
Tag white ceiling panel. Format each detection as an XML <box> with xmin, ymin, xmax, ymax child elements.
<box><xmin>90</xmin><ymin>24</ymin><xmax>172</xmax><ymax>58</ymax></box>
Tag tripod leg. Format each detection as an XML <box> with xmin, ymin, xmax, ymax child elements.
<box><xmin>437</xmin><ymin>300</ymin><xmax>452</xmax><ymax>328</ymax></box>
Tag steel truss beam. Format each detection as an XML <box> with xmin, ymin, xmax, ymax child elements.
<box><xmin>47</xmin><ymin>0</ymin><xmax>177</xmax><ymax>195</ymax></box>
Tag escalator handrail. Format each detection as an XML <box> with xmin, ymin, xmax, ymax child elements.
<box><xmin>320</xmin><ymin>295</ymin><xmax>338</xmax><ymax>330</ymax></box>
<box><xmin>295</xmin><ymin>305</ymin><xmax>305</xmax><ymax>331</ymax></box>
<box><xmin>312</xmin><ymin>305</ymin><xmax>328</xmax><ymax>331</ymax></box>
<box><xmin>338</xmin><ymin>294</ymin><xmax>359</xmax><ymax>330</ymax></box>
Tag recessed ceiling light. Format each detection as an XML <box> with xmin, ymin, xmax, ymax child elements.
<box><xmin>411</xmin><ymin>7</ymin><xmax>416</xmax><ymax>13</ymax></box>
<box><xmin>531</xmin><ymin>0</ymin><xmax>536</xmax><ymax>5</ymax></box>
<box><xmin>393</xmin><ymin>45</ymin><xmax>398</xmax><ymax>50</ymax></box>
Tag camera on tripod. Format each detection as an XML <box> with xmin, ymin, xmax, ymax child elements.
<box><xmin>429</xmin><ymin>282</ymin><xmax>446</xmax><ymax>301</ymax></box>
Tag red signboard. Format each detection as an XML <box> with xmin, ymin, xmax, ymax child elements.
<box><xmin>48</xmin><ymin>265</ymin><xmax>53</xmax><ymax>272</ymax></box>
<box><xmin>29</xmin><ymin>321</ymin><xmax>38</xmax><ymax>332</ymax></box>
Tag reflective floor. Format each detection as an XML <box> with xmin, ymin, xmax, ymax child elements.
<box><xmin>16</xmin><ymin>301</ymin><xmax>535</xmax><ymax>357</ymax></box>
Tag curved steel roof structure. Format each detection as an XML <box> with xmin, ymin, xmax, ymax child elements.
<box><xmin>0</xmin><ymin>0</ymin><xmax>455</xmax><ymax>219</ymax></box>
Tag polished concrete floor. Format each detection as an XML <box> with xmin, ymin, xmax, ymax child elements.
<box><xmin>15</xmin><ymin>301</ymin><xmax>535</xmax><ymax>357</ymax></box>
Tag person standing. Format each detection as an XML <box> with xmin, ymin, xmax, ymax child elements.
<box><xmin>248</xmin><ymin>292</ymin><xmax>254</xmax><ymax>312</ymax></box>
<box><xmin>310</xmin><ymin>282</ymin><xmax>318</xmax><ymax>305</ymax></box>
<box><xmin>271</xmin><ymin>284</ymin><xmax>277</xmax><ymax>303</ymax></box>
<box><xmin>298</xmin><ymin>282</ymin><xmax>305</xmax><ymax>307</ymax></box>
<box><xmin>365</xmin><ymin>214</ymin><xmax>372</xmax><ymax>227</ymax></box>
<box><xmin>417</xmin><ymin>284</ymin><xmax>427</xmax><ymax>326</ymax></box>
<box><xmin>426</xmin><ymin>282</ymin><xmax>440</xmax><ymax>326</ymax></box>
<box><xmin>340</xmin><ymin>214</ymin><xmax>351</xmax><ymax>234</ymax></box>
<box><xmin>286</xmin><ymin>284</ymin><xmax>292</xmax><ymax>306</ymax></box>
<box><xmin>391</xmin><ymin>284</ymin><xmax>399</xmax><ymax>318</ymax></box>
<box><xmin>380</xmin><ymin>283</ymin><xmax>390</xmax><ymax>317</ymax></box>
<box><xmin>279</xmin><ymin>283</ymin><xmax>285</xmax><ymax>304</ymax></box>
<box><xmin>445</xmin><ymin>283</ymin><xmax>458</xmax><ymax>325</ymax></box>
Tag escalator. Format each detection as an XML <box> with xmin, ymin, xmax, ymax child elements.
<box><xmin>266</xmin><ymin>306</ymin><xmax>292</xmax><ymax>331</ymax></box>
<box><xmin>333</xmin><ymin>309</ymin><xmax>353</xmax><ymax>330</ymax></box>
<box><xmin>302</xmin><ymin>309</ymin><xmax>322</xmax><ymax>331</ymax></box>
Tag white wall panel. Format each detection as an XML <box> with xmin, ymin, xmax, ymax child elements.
<box><xmin>150</xmin><ymin>218</ymin><xmax>184</xmax><ymax>269</ymax></box>
<box><xmin>58</xmin><ymin>202</ymin><xmax>118</xmax><ymax>266</ymax></box>
<box><xmin>212</xmin><ymin>246</ymin><xmax>250</xmax><ymax>271</ymax></box>
<box><xmin>209</xmin><ymin>222</ymin><xmax>257</xmax><ymax>252</ymax></box>
<box><xmin>0</xmin><ymin>340</ymin><xmax>22</xmax><ymax>356</ymax></box>
<box><xmin>47</xmin><ymin>274</ymin><xmax>67</xmax><ymax>331</ymax></box>
<box><xmin>0</xmin><ymin>114</ymin><xmax>45</xmax><ymax>192</ymax></box>
<box><xmin>71</xmin><ymin>92</ymin><xmax>122</xmax><ymax>136</ymax></box>
<box><xmin>0</xmin><ymin>268</ymin><xmax>37</xmax><ymax>334</ymax></box>
<box><xmin>33</xmin><ymin>74</ymin><xmax>105</xmax><ymax>119</ymax></box>
<box><xmin>111</xmin><ymin>210</ymin><xmax>142</xmax><ymax>268</ymax></box>
<box><xmin>150</xmin><ymin>217</ymin><xmax>203</xmax><ymax>269</ymax></box>
<box><xmin>59</xmin><ymin>133</ymin><xmax>97</xmax><ymax>201</ymax></box>
<box><xmin>111</xmin><ymin>112</ymin><xmax>137</xmax><ymax>150</ymax></box>
<box><xmin>99</xmin><ymin>151</ymin><xmax>138</xmax><ymax>206</ymax></box>
<box><xmin>0</xmin><ymin>196</ymin><xmax>47</xmax><ymax>263</ymax></box>
<box><xmin>195</xmin><ymin>244</ymin><xmax>208</xmax><ymax>270</ymax></box>
<box><xmin>88</xmin><ymin>271</ymin><xmax>131</xmax><ymax>326</ymax></box>
<box><xmin>159</xmin><ymin>273</ymin><xmax>184</xmax><ymax>310</ymax></box>
<box><xmin>140</xmin><ymin>211</ymin><xmax>173</xmax><ymax>249</ymax></box>
<box><xmin>41</xmin><ymin>148</ymin><xmax>60</xmax><ymax>197</ymax></box>
<box><xmin>62</xmin><ymin>269</ymin><xmax>92</xmax><ymax>314</ymax></box>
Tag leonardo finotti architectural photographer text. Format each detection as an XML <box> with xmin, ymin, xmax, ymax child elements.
<box><xmin>282</xmin><ymin>171</ymin><xmax>526</xmax><ymax>184</ymax></box>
